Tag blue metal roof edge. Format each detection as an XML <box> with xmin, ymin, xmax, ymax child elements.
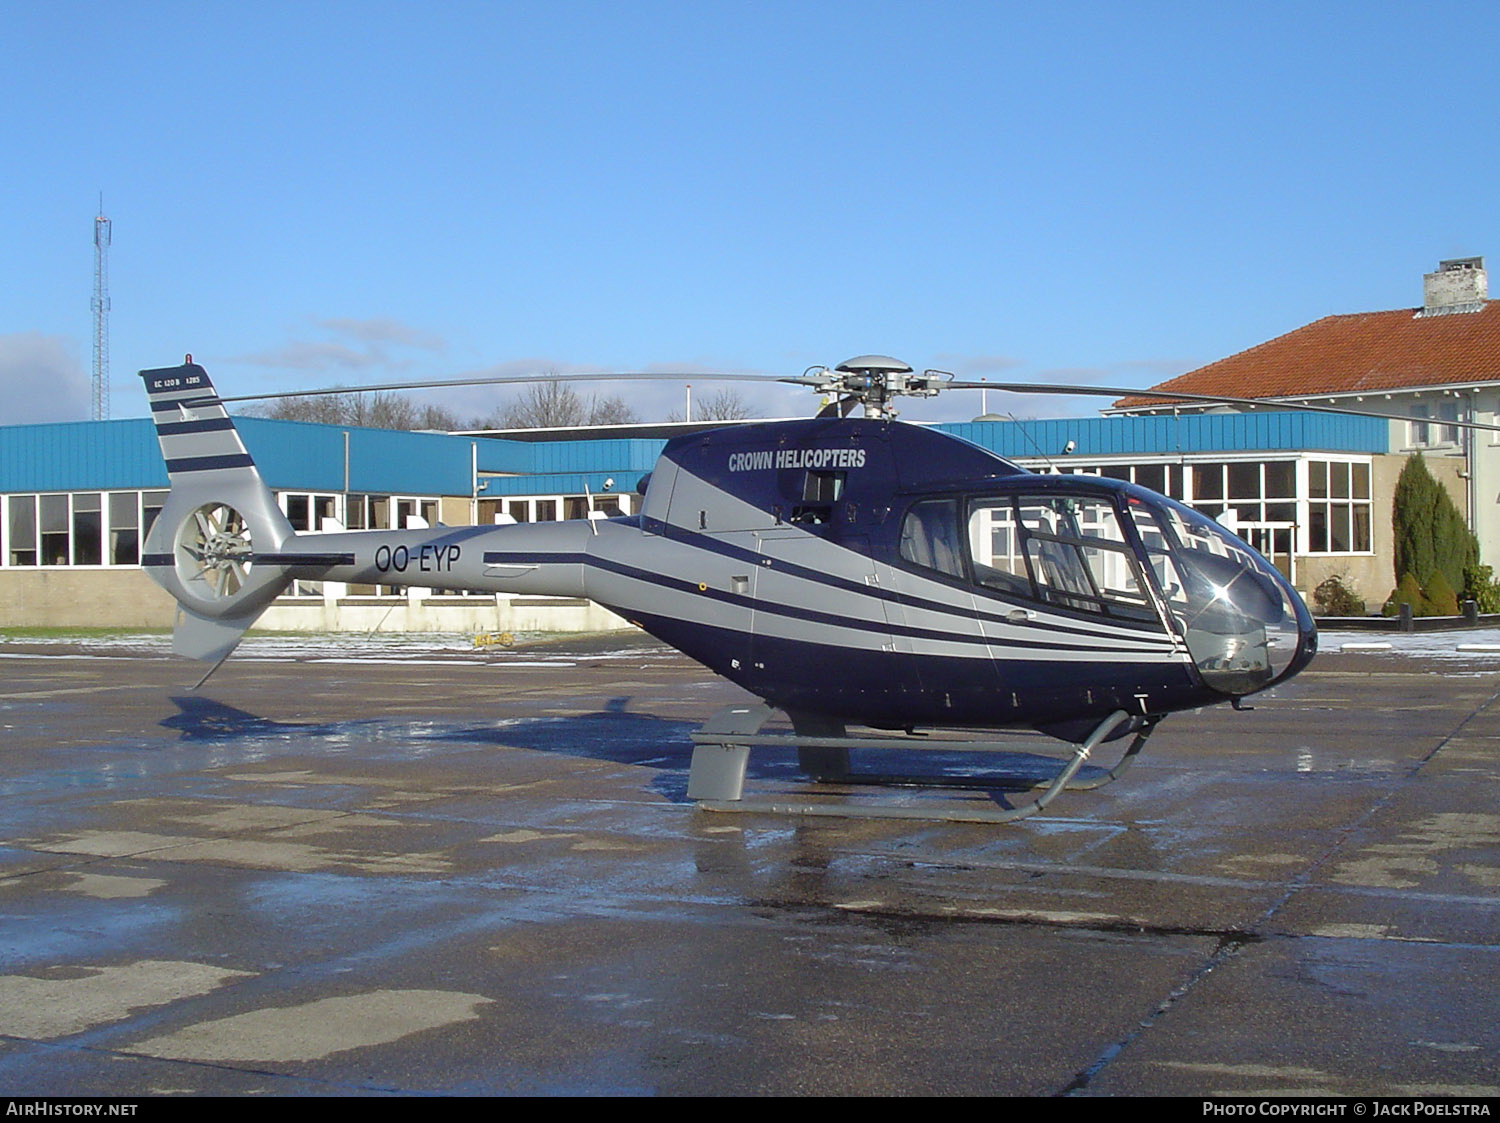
<box><xmin>938</xmin><ymin>411</ymin><xmax>1390</xmax><ymax>458</ymax></box>
<box><xmin>1</xmin><ymin>410</ymin><xmax>1390</xmax><ymax>495</ymax></box>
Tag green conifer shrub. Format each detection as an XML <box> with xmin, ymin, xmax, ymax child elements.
<box><xmin>1424</xmin><ymin>571</ymin><xmax>1459</xmax><ymax>616</ymax></box>
<box><xmin>1392</xmin><ymin>453</ymin><xmax>1478</xmax><ymax>593</ymax></box>
<box><xmin>1383</xmin><ymin>572</ymin><xmax>1426</xmax><ymax>617</ymax></box>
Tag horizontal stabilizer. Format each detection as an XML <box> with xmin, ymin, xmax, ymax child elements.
<box><xmin>252</xmin><ymin>551</ymin><xmax>356</xmax><ymax>568</ymax></box>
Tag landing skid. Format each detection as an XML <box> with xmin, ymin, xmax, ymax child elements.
<box><xmin>687</xmin><ymin>705</ymin><xmax>1155</xmax><ymax>823</ymax></box>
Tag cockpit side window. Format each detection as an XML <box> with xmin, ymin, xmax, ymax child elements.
<box><xmin>968</xmin><ymin>494</ymin><xmax>1160</xmax><ymax>624</ymax></box>
<box><xmin>899</xmin><ymin>499</ymin><xmax>966</xmax><ymax>579</ymax></box>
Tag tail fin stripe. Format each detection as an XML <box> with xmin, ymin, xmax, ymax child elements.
<box><xmin>157</xmin><ymin>417</ymin><xmax>238</xmax><ymax>436</ymax></box>
<box><xmin>163</xmin><ymin>454</ymin><xmax>258</xmax><ymax>473</ymax></box>
<box><xmin>150</xmin><ymin>398</ymin><xmax>220</xmax><ymax>415</ymax></box>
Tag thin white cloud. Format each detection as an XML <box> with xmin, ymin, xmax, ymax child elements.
<box><xmin>233</xmin><ymin>340</ymin><xmax>390</xmax><ymax>371</ymax></box>
<box><xmin>0</xmin><ymin>334</ymin><xmax>91</xmax><ymax>423</ymax></box>
<box><xmin>231</xmin><ymin>317</ymin><xmax>447</xmax><ymax>374</ymax></box>
<box><xmin>317</xmin><ymin>317</ymin><xmax>445</xmax><ymax>351</ymax></box>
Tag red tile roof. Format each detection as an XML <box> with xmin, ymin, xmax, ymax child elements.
<box><xmin>1114</xmin><ymin>301</ymin><xmax>1500</xmax><ymax>409</ymax></box>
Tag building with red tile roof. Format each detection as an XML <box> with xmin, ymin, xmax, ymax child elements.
<box><xmin>1108</xmin><ymin>259</ymin><xmax>1500</xmax><ymax>605</ymax></box>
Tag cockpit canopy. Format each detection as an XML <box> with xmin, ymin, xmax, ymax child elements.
<box><xmin>898</xmin><ymin>481</ymin><xmax>1315</xmax><ymax>696</ymax></box>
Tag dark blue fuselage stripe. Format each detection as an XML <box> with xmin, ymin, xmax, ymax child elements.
<box><xmin>654</xmin><ymin>523</ymin><xmax>1169</xmax><ymax>645</ymax></box>
<box><xmin>156</xmin><ymin>416</ymin><xmax>237</xmax><ymax>436</ymax></box>
<box><xmin>488</xmin><ymin>527</ymin><xmax>1174</xmax><ymax>650</ymax></box>
<box><xmin>142</xmin><ymin>553</ymin><xmax>173</xmax><ymax>567</ymax></box>
<box><xmin>482</xmin><ymin>549</ymin><xmax>1170</xmax><ymax>657</ymax></box>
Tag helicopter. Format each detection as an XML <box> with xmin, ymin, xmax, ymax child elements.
<box><xmin>138</xmin><ymin>354</ymin><xmax>1319</xmax><ymax>822</ymax></box>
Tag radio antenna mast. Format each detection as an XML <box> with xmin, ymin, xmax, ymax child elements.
<box><xmin>92</xmin><ymin>195</ymin><xmax>111</xmax><ymax>421</ymax></box>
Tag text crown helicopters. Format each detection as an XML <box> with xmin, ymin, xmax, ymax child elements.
<box><xmin>139</xmin><ymin>354</ymin><xmax>1318</xmax><ymax>822</ymax></box>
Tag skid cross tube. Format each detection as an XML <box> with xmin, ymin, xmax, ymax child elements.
<box><xmin>687</xmin><ymin>707</ymin><xmax>1149</xmax><ymax>823</ymax></box>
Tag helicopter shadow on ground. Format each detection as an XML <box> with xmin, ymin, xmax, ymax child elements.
<box><xmin>161</xmin><ymin>695</ymin><xmax>1112</xmax><ymax>806</ymax></box>
<box><xmin>160</xmin><ymin>694</ymin><xmax>773</xmax><ymax>803</ymax></box>
<box><xmin>412</xmin><ymin>697</ymin><xmax>812</xmax><ymax>803</ymax></box>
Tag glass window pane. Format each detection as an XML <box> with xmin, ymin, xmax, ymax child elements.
<box><xmin>347</xmin><ymin>494</ymin><xmax>369</xmax><ymax>530</ymax></box>
<box><xmin>1264</xmin><ymin>461</ymin><xmax>1295</xmax><ymax>498</ymax></box>
<box><xmin>286</xmin><ymin>494</ymin><xmax>310</xmax><ymax>531</ymax></box>
<box><xmin>1353</xmin><ymin>505</ymin><xmax>1371</xmax><ymax>551</ymax></box>
<box><xmin>40</xmin><ymin>494</ymin><xmax>68</xmax><ymax>565</ymax></box>
<box><xmin>1265</xmin><ymin>502</ymin><xmax>1296</xmax><ymax>523</ymax></box>
<box><xmin>314</xmin><ymin>495</ymin><xmax>338</xmax><ymax>530</ymax></box>
<box><xmin>1309</xmin><ymin>461</ymin><xmax>1328</xmax><ymax>499</ymax></box>
<box><xmin>1227</xmin><ymin>462</ymin><xmax>1260</xmax><ymax>499</ymax></box>
<box><xmin>967</xmin><ymin>499</ymin><xmax>1028</xmax><ymax>594</ymax></box>
<box><xmin>8</xmin><ymin>495</ymin><xmax>37</xmax><ymax>566</ymax></box>
<box><xmin>1134</xmin><ymin>464</ymin><xmax>1165</xmax><ymax>492</ymax></box>
<box><xmin>1193</xmin><ymin>464</ymin><xmax>1224</xmax><ymax>501</ymax></box>
<box><xmin>1352</xmin><ymin>462</ymin><xmax>1370</xmax><ymax>500</ymax></box>
<box><xmin>1330</xmin><ymin>503</ymin><xmax>1351</xmax><ymax>551</ymax></box>
<box><xmin>109</xmin><ymin>492</ymin><xmax>140</xmax><ymax>565</ymax></box>
<box><xmin>1168</xmin><ymin>465</ymin><xmax>1185</xmax><ymax>499</ymax></box>
<box><xmin>142</xmin><ymin>491</ymin><xmax>167</xmax><ymax>543</ymax></box>
<box><xmin>1331</xmin><ymin>462</ymin><xmax>1350</xmax><ymax>499</ymax></box>
<box><xmin>901</xmin><ymin>499</ymin><xmax>964</xmax><ymax>578</ymax></box>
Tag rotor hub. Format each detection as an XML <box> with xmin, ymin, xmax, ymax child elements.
<box><xmin>798</xmin><ymin>355</ymin><xmax>945</xmax><ymax>418</ymax></box>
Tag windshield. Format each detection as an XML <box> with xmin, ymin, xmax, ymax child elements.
<box><xmin>1126</xmin><ymin>494</ymin><xmax>1313</xmax><ymax>695</ymax></box>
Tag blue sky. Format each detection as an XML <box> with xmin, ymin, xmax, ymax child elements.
<box><xmin>4</xmin><ymin>1</ymin><xmax>1498</xmax><ymax>425</ymax></box>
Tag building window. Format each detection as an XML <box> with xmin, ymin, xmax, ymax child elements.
<box><xmin>72</xmin><ymin>493</ymin><xmax>103</xmax><ymax>565</ymax></box>
<box><xmin>8</xmin><ymin>495</ymin><xmax>37</xmax><ymax>566</ymax></box>
<box><xmin>109</xmin><ymin>493</ymin><xmax>140</xmax><ymax>565</ymax></box>
<box><xmin>2</xmin><ymin>490</ymin><xmax>168</xmax><ymax>568</ymax></box>
<box><xmin>143</xmin><ymin>491</ymin><xmax>166</xmax><ymax>542</ymax></box>
<box><xmin>280</xmin><ymin>493</ymin><xmax>342</xmax><ymax>531</ymax></box>
<box><xmin>1409</xmin><ymin>401</ymin><xmax>1460</xmax><ymax>448</ymax></box>
<box><xmin>1307</xmin><ymin>460</ymin><xmax>1372</xmax><ymax>553</ymax></box>
<box><xmin>39</xmin><ymin>494</ymin><xmax>69</xmax><ymax>566</ymax></box>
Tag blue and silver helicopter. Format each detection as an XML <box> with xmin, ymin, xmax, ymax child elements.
<box><xmin>138</xmin><ymin>355</ymin><xmax>1318</xmax><ymax>822</ymax></box>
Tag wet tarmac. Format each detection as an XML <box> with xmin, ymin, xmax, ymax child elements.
<box><xmin>0</xmin><ymin>630</ymin><xmax>1497</xmax><ymax>1096</ymax></box>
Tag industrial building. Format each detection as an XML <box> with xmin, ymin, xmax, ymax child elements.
<box><xmin>2</xmin><ymin>258</ymin><xmax>1493</xmax><ymax>630</ymax></box>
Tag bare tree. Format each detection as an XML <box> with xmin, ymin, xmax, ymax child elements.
<box><xmin>585</xmin><ymin>393</ymin><xmax>639</xmax><ymax>425</ymax></box>
<box><xmin>245</xmin><ymin>389</ymin><xmax>462</xmax><ymax>432</ymax></box>
<box><xmin>486</xmin><ymin>382</ymin><xmax>639</xmax><ymax>429</ymax></box>
<box><xmin>695</xmin><ymin>387</ymin><xmax>753</xmax><ymax>421</ymax></box>
<box><xmin>670</xmin><ymin>387</ymin><xmax>755</xmax><ymax>422</ymax></box>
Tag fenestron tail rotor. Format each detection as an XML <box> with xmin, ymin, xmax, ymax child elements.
<box><xmin>176</xmin><ymin>502</ymin><xmax>255</xmax><ymax>601</ymax></box>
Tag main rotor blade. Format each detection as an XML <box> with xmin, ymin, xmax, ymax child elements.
<box><xmin>948</xmin><ymin>380</ymin><xmax>1500</xmax><ymax>435</ymax></box>
<box><xmin>213</xmin><ymin>371</ymin><xmax>798</xmax><ymax>405</ymax></box>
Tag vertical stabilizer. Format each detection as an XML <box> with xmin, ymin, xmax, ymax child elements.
<box><xmin>139</xmin><ymin>360</ymin><xmax>298</xmax><ymax>663</ymax></box>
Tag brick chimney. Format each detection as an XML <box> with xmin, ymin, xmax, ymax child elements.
<box><xmin>1422</xmin><ymin>257</ymin><xmax>1487</xmax><ymax>315</ymax></box>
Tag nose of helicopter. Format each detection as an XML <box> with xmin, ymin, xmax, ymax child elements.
<box><xmin>1134</xmin><ymin>494</ymin><xmax>1318</xmax><ymax>699</ymax></box>
<box><xmin>1179</xmin><ymin>539</ymin><xmax>1318</xmax><ymax>698</ymax></box>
